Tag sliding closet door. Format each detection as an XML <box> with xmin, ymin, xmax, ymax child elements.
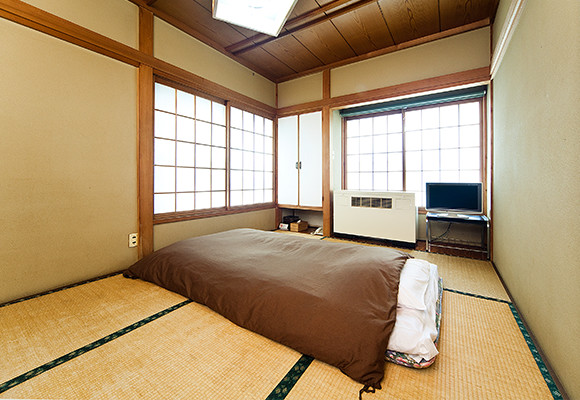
<box><xmin>277</xmin><ymin>115</ymin><xmax>298</xmax><ymax>205</ymax></box>
<box><xmin>298</xmin><ymin>111</ymin><xmax>322</xmax><ymax>207</ymax></box>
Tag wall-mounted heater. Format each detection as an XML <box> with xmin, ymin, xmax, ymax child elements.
<box><xmin>333</xmin><ymin>190</ymin><xmax>417</xmax><ymax>243</ymax></box>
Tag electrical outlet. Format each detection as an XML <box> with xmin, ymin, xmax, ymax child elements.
<box><xmin>128</xmin><ymin>233</ymin><xmax>138</xmax><ymax>248</ymax></box>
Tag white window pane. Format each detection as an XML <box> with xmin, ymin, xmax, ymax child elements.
<box><xmin>440</xmin><ymin>104</ymin><xmax>458</xmax><ymax>127</ymax></box>
<box><xmin>347</xmin><ymin>137</ymin><xmax>360</xmax><ymax>155</ymax></box>
<box><xmin>423</xmin><ymin>171</ymin><xmax>440</xmax><ymax>187</ymax></box>
<box><xmin>254</xmin><ymin>152</ymin><xmax>265</xmax><ymax>172</ymax></box>
<box><xmin>243</xmin><ymin>111</ymin><xmax>254</xmax><ymax>132</ymax></box>
<box><xmin>253</xmin><ymin>135</ymin><xmax>263</xmax><ymax>153</ymax></box>
<box><xmin>230</xmin><ymin>190</ymin><xmax>243</xmax><ymax>207</ymax></box>
<box><xmin>196</xmin><ymin>121</ymin><xmax>212</xmax><ymax>145</ymax></box>
<box><xmin>196</xmin><ymin>192</ymin><xmax>211</xmax><ymax>210</ymax></box>
<box><xmin>460</xmin><ymin>170</ymin><xmax>480</xmax><ymax>182</ymax></box>
<box><xmin>347</xmin><ymin>173</ymin><xmax>359</xmax><ymax>190</ymax></box>
<box><xmin>374</xmin><ymin>155</ymin><xmax>388</xmax><ymax>172</ymax></box>
<box><xmin>359</xmin><ymin>173</ymin><xmax>373</xmax><ymax>190</ymax></box>
<box><xmin>154</xmin><ymin>138</ymin><xmax>175</xmax><ymax>166</ymax></box>
<box><xmin>373</xmin><ymin>116</ymin><xmax>387</xmax><ymax>134</ymax></box>
<box><xmin>374</xmin><ymin>172</ymin><xmax>388</xmax><ymax>190</ymax></box>
<box><xmin>405</xmin><ymin>110</ymin><xmax>421</xmax><ymax>131</ymax></box>
<box><xmin>176</xmin><ymin>90</ymin><xmax>195</xmax><ymax>118</ymax></box>
<box><xmin>440</xmin><ymin>127</ymin><xmax>459</xmax><ymax>149</ymax></box>
<box><xmin>405</xmin><ymin>131</ymin><xmax>421</xmax><ymax>151</ymax></box>
<box><xmin>460</xmin><ymin>125</ymin><xmax>480</xmax><ymax>147</ymax></box>
<box><xmin>155</xmin><ymin>83</ymin><xmax>175</xmax><ymax>113</ymax></box>
<box><xmin>176</xmin><ymin>167</ymin><xmax>195</xmax><ymax>192</ymax></box>
<box><xmin>231</xmin><ymin>128</ymin><xmax>243</xmax><ymax>149</ymax></box>
<box><xmin>231</xmin><ymin>170</ymin><xmax>243</xmax><ymax>190</ymax></box>
<box><xmin>440</xmin><ymin>149</ymin><xmax>459</xmax><ymax>170</ymax></box>
<box><xmin>195</xmin><ymin>144</ymin><xmax>211</xmax><ymax>168</ymax></box>
<box><xmin>460</xmin><ymin>102</ymin><xmax>480</xmax><ymax>125</ymax></box>
<box><xmin>388</xmin><ymin>172</ymin><xmax>403</xmax><ymax>191</ymax></box>
<box><xmin>243</xmin><ymin>171</ymin><xmax>253</xmax><ymax>190</ymax></box>
<box><xmin>154</xmin><ymin>166</ymin><xmax>175</xmax><ymax>193</ymax></box>
<box><xmin>374</xmin><ymin>135</ymin><xmax>388</xmax><ymax>153</ymax></box>
<box><xmin>388</xmin><ymin>114</ymin><xmax>402</xmax><ymax>133</ymax></box>
<box><xmin>346</xmin><ymin>119</ymin><xmax>360</xmax><ymax>137</ymax></box>
<box><xmin>212</xmin><ymin>125</ymin><xmax>226</xmax><ymax>147</ymax></box>
<box><xmin>348</xmin><ymin>154</ymin><xmax>360</xmax><ymax>172</ymax></box>
<box><xmin>196</xmin><ymin>169</ymin><xmax>211</xmax><ymax>192</ymax></box>
<box><xmin>242</xmin><ymin>190</ymin><xmax>254</xmax><ymax>205</ymax></box>
<box><xmin>254</xmin><ymin>171</ymin><xmax>264</xmax><ymax>189</ymax></box>
<box><xmin>422</xmin><ymin>150</ymin><xmax>440</xmax><ymax>171</ymax></box>
<box><xmin>422</xmin><ymin>129</ymin><xmax>439</xmax><ymax>150</ymax></box>
<box><xmin>176</xmin><ymin>193</ymin><xmax>195</xmax><ymax>212</ymax></box>
<box><xmin>154</xmin><ymin>111</ymin><xmax>175</xmax><ymax>139</ymax></box>
<box><xmin>440</xmin><ymin>170</ymin><xmax>459</xmax><ymax>182</ymax></box>
<box><xmin>177</xmin><ymin>116</ymin><xmax>195</xmax><ymax>142</ymax></box>
<box><xmin>255</xmin><ymin>116</ymin><xmax>264</xmax><ymax>134</ymax></box>
<box><xmin>264</xmin><ymin>119</ymin><xmax>273</xmax><ymax>137</ymax></box>
<box><xmin>460</xmin><ymin>148</ymin><xmax>480</xmax><ymax>170</ymax></box>
<box><xmin>243</xmin><ymin>131</ymin><xmax>254</xmax><ymax>151</ymax></box>
<box><xmin>196</xmin><ymin>97</ymin><xmax>212</xmax><ymax>122</ymax></box>
<box><xmin>231</xmin><ymin>107</ymin><xmax>243</xmax><ymax>129</ymax></box>
<box><xmin>388</xmin><ymin>152</ymin><xmax>403</xmax><ymax>172</ymax></box>
<box><xmin>265</xmin><ymin>155</ymin><xmax>274</xmax><ymax>172</ymax></box>
<box><xmin>264</xmin><ymin>137</ymin><xmax>273</xmax><ymax>154</ymax></box>
<box><xmin>253</xmin><ymin>189</ymin><xmax>264</xmax><ymax>204</ymax></box>
<box><xmin>360</xmin><ymin>136</ymin><xmax>373</xmax><ymax>153</ymax></box>
<box><xmin>212</xmin><ymin>191</ymin><xmax>226</xmax><ymax>208</ymax></box>
<box><xmin>154</xmin><ymin>193</ymin><xmax>175</xmax><ymax>214</ymax></box>
<box><xmin>264</xmin><ymin>172</ymin><xmax>273</xmax><ymax>189</ymax></box>
<box><xmin>243</xmin><ymin>151</ymin><xmax>254</xmax><ymax>170</ymax></box>
<box><xmin>422</xmin><ymin>107</ymin><xmax>439</xmax><ymax>129</ymax></box>
<box><xmin>212</xmin><ymin>102</ymin><xmax>226</xmax><ymax>125</ymax></box>
<box><xmin>406</xmin><ymin>151</ymin><xmax>421</xmax><ymax>171</ymax></box>
<box><xmin>360</xmin><ymin>154</ymin><xmax>373</xmax><ymax>172</ymax></box>
<box><xmin>176</xmin><ymin>142</ymin><xmax>195</xmax><ymax>167</ymax></box>
<box><xmin>212</xmin><ymin>169</ymin><xmax>226</xmax><ymax>191</ymax></box>
<box><xmin>387</xmin><ymin>133</ymin><xmax>402</xmax><ymax>151</ymax></box>
<box><xmin>231</xmin><ymin>149</ymin><xmax>243</xmax><ymax>170</ymax></box>
<box><xmin>263</xmin><ymin>189</ymin><xmax>273</xmax><ymax>202</ymax></box>
<box><xmin>406</xmin><ymin>171</ymin><xmax>422</xmax><ymax>192</ymax></box>
<box><xmin>212</xmin><ymin>147</ymin><xmax>226</xmax><ymax>169</ymax></box>
<box><xmin>360</xmin><ymin>117</ymin><xmax>372</xmax><ymax>135</ymax></box>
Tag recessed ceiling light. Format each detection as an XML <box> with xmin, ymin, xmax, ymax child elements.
<box><xmin>212</xmin><ymin>0</ymin><xmax>298</xmax><ymax>37</ymax></box>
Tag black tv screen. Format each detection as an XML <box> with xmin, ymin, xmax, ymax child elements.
<box><xmin>425</xmin><ymin>182</ymin><xmax>482</xmax><ymax>214</ymax></box>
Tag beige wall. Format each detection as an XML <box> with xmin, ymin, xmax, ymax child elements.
<box><xmin>154</xmin><ymin>18</ymin><xmax>276</xmax><ymax>108</ymax></box>
<box><xmin>154</xmin><ymin>209</ymin><xmax>277</xmax><ymax>250</ymax></box>
<box><xmin>0</xmin><ymin>18</ymin><xmax>139</xmax><ymax>303</ymax></box>
<box><xmin>277</xmin><ymin>72</ymin><xmax>323</xmax><ymax>108</ymax></box>
<box><xmin>492</xmin><ymin>1</ymin><xmax>580</xmax><ymax>398</ymax></box>
<box><xmin>22</xmin><ymin>0</ymin><xmax>139</xmax><ymax>49</ymax></box>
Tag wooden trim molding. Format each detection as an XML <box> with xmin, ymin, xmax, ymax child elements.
<box><xmin>490</xmin><ymin>0</ymin><xmax>526</xmax><ymax>79</ymax></box>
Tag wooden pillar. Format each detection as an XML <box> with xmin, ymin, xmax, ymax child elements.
<box><xmin>322</xmin><ymin>69</ymin><xmax>333</xmax><ymax>236</ymax></box>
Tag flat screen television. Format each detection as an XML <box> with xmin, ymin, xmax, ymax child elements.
<box><xmin>425</xmin><ymin>182</ymin><xmax>483</xmax><ymax>215</ymax></box>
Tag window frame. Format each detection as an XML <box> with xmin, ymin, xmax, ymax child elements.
<box><xmin>152</xmin><ymin>79</ymin><xmax>276</xmax><ymax>224</ymax></box>
<box><xmin>341</xmin><ymin>96</ymin><xmax>487</xmax><ymax>213</ymax></box>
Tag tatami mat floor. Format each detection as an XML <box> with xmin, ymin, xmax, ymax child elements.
<box><xmin>0</xmin><ymin>231</ymin><xmax>561</xmax><ymax>399</ymax></box>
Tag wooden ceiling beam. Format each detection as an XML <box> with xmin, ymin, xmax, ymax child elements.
<box><xmin>226</xmin><ymin>0</ymin><xmax>377</xmax><ymax>55</ymax></box>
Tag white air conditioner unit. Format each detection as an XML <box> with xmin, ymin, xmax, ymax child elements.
<box><xmin>333</xmin><ymin>190</ymin><xmax>417</xmax><ymax>243</ymax></box>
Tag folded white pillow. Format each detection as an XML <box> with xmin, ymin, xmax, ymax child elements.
<box><xmin>396</xmin><ymin>259</ymin><xmax>431</xmax><ymax>310</ymax></box>
<box><xmin>388</xmin><ymin>261</ymin><xmax>440</xmax><ymax>362</ymax></box>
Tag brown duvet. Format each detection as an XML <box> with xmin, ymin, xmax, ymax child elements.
<box><xmin>124</xmin><ymin>228</ymin><xmax>411</xmax><ymax>388</ymax></box>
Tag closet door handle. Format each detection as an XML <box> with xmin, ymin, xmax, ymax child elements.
<box><xmin>295</xmin><ymin>161</ymin><xmax>302</xmax><ymax>169</ymax></box>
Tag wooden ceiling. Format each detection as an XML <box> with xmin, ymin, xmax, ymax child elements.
<box><xmin>146</xmin><ymin>0</ymin><xmax>499</xmax><ymax>83</ymax></box>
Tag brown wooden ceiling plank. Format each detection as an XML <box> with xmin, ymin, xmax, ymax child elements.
<box><xmin>439</xmin><ymin>0</ymin><xmax>495</xmax><ymax>31</ymax></box>
<box><xmin>261</xmin><ymin>35</ymin><xmax>324</xmax><ymax>73</ymax></box>
<box><xmin>236</xmin><ymin>47</ymin><xmax>298</xmax><ymax>81</ymax></box>
<box><xmin>292</xmin><ymin>20</ymin><xmax>357</xmax><ymax>64</ymax></box>
<box><xmin>227</xmin><ymin>0</ymin><xmax>376</xmax><ymax>55</ymax></box>
<box><xmin>276</xmin><ymin>18</ymin><xmax>489</xmax><ymax>82</ymax></box>
<box><xmin>378</xmin><ymin>0</ymin><xmax>440</xmax><ymax>44</ymax></box>
<box><xmin>331</xmin><ymin>2</ymin><xmax>395</xmax><ymax>55</ymax></box>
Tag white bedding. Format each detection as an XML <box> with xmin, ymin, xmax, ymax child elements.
<box><xmin>388</xmin><ymin>258</ymin><xmax>440</xmax><ymax>362</ymax></box>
